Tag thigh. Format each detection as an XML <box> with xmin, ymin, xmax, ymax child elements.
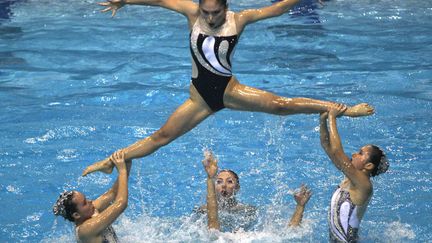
<box><xmin>158</xmin><ymin>98</ymin><xmax>213</xmax><ymax>139</ymax></box>
<box><xmin>223</xmin><ymin>79</ymin><xmax>287</xmax><ymax>113</ymax></box>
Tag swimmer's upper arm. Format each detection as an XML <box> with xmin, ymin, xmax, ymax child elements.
<box><xmin>77</xmin><ymin>200</ymin><xmax>127</xmax><ymax>239</ymax></box>
<box><xmin>235</xmin><ymin>0</ymin><xmax>300</xmax><ymax>30</ymax></box>
<box><xmin>332</xmin><ymin>150</ymin><xmax>372</xmax><ymax>194</ymax></box>
<box><xmin>145</xmin><ymin>0</ymin><xmax>199</xmax><ymax>18</ymax></box>
<box><xmin>320</xmin><ymin>115</ymin><xmax>332</xmax><ymax>153</ymax></box>
<box><xmin>93</xmin><ymin>189</ymin><xmax>115</xmax><ymax>212</ymax></box>
<box><xmin>93</xmin><ymin>160</ymin><xmax>132</xmax><ymax>212</ymax></box>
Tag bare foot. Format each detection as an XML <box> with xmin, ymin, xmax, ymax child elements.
<box><xmin>344</xmin><ymin>103</ymin><xmax>375</xmax><ymax>117</ymax></box>
<box><xmin>82</xmin><ymin>158</ymin><xmax>114</xmax><ymax>176</ymax></box>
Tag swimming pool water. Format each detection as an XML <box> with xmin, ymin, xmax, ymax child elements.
<box><xmin>0</xmin><ymin>0</ymin><xmax>431</xmax><ymax>242</ymax></box>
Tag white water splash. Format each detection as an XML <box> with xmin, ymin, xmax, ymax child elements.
<box><xmin>383</xmin><ymin>221</ymin><xmax>416</xmax><ymax>242</ymax></box>
<box><xmin>24</xmin><ymin>126</ymin><xmax>96</xmax><ymax>144</ymax></box>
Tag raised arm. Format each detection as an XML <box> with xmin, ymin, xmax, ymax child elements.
<box><xmin>98</xmin><ymin>0</ymin><xmax>198</xmax><ymax>18</ymax></box>
<box><xmin>326</xmin><ymin>104</ymin><xmax>371</xmax><ymax>192</ymax></box>
<box><xmin>92</xmin><ymin>150</ymin><xmax>132</xmax><ymax>211</ymax></box>
<box><xmin>77</xmin><ymin>151</ymin><xmax>129</xmax><ymax>240</ymax></box>
<box><xmin>235</xmin><ymin>0</ymin><xmax>300</xmax><ymax>32</ymax></box>
<box><xmin>202</xmin><ymin>150</ymin><xmax>220</xmax><ymax>230</ymax></box>
<box><xmin>320</xmin><ymin>112</ymin><xmax>332</xmax><ymax>154</ymax></box>
<box><xmin>288</xmin><ymin>184</ymin><xmax>311</xmax><ymax>227</ymax></box>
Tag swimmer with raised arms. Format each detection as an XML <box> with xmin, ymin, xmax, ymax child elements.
<box><xmin>201</xmin><ymin>150</ymin><xmax>311</xmax><ymax>231</ymax></box>
<box><xmin>320</xmin><ymin>104</ymin><xmax>389</xmax><ymax>242</ymax></box>
<box><xmin>53</xmin><ymin>151</ymin><xmax>131</xmax><ymax>243</ymax></box>
<box><xmin>84</xmin><ymin>0</ymin><xmax>374</xmax><ymax>176</ymax></box>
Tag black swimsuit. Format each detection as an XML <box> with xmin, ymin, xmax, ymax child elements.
<box><xmin>190</xmin><ymin>11</ymin><xmax>239</xmax><ymax>111</ymax></box>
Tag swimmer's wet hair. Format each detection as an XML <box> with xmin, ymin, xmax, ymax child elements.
<box><xmin>368</xmin><ymin>145</ymin><xmax>389</xmax><ymax>177</ymax></box>
<box><xmin>53</xmin><ymin>191</ymin><xmax>77</xmax><ymax>222</ymax></box>
<box><xmin>199</xmin><ymin>0</ymin><xmax>228</xmax><ymax>7</ymax></box>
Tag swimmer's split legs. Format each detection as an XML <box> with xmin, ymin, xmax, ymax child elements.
<box><xmin>222</xmin><ymin>81</ymin><xmax>374</xmax><ymax>117</ymax></box>
<box><xmin>82</xmin><ymin>98</ymin><xmax>213</xmax><ymax>176</ymax></box>
<box><xmin>83</xmin><ymin>95</ymin><xmax>374</xmax><ymax>176</ymax></box>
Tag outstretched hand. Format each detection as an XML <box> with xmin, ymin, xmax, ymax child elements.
<box><xmin>294</xmin><ymin>184</ymin><xmax>312</xmax><ymax>207</ymax></box>
<box><xmin>98</xmin><ymin>0</ymin><xmax>125</xmax><ymax>17</ymax></box>
<box><xmin>202</xmin><ymin>150</ymin><xmax>218</xmax><ymax>178</ymax></box>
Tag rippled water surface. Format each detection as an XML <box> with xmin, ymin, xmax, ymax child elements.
<box><xmin>0</xmin><ymin>0</ymin><xmax>431</xmax><ymax>242</ymax></box>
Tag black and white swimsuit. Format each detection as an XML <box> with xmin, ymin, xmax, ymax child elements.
<box><xmin>190</xmin><ymin>11</ymin><xmax>238</xmax><ymax>111</ymax></box>
<box><xmin>328</xmin><ymin>186</ymin><xmax>361</xmax><ymax>243</ymax></box>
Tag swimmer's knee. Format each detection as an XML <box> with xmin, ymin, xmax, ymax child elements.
<box><xmin>268</xmin><ymin>98</ymin><xmax>296</xmax><ymax>115</ymax></box>
<box><xmin>151</xmin><ymin>128</ymin><xmax>175</xmax><ymax>146</ymax></box>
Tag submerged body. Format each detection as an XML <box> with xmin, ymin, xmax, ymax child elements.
<box><xmin>201</xmin><ymin>150</ymin><xmax>311</xmax><ymax>232</ymax></box>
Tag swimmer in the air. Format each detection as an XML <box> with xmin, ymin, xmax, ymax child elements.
<box><xmin>83</xmin><ymin>0</ymin><xmax>374</xmax><ymax>176</ymax></box>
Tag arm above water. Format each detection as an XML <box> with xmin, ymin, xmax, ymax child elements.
<box><xmin>288</xmin><ymin>184</ymin><xmax>311</xmax><ymax>227</ymax></box>
<box><xmin>77</xmin><ymin>151</ymin><xmax>129</xmax><ymax>240</ymax></box>
<box><xmin>202</xmin><ymin>150</ymin><xmax>220</xmax><ymax>230</ymax></box>
<box><xmin>320</xmin><ymin>112</ymin><xmax>332</xmax><ymax>155</ymax></box>
<box><xmin>327</xmin><ymin>105</ymin><xmax>372</xmax><ymax>198</ymax></box>
<box><xmin>235</xmin><ymin>0</ymin><xmax>300</xmax><ymax>32</ymax></box>
<box><xmin>93</xmin><ymin>150</ymin><xmax>132</xmax><ymax>212</ymax></box>
<box><xmin>98</xmin><ymin>0</ymin><xmax>198</xmax><ymax>18</ymax></box>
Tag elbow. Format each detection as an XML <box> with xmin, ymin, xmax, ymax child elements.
<box><xmin>115</xmin><ymin>198</ymin><xmax>128</xmax><ymax>212</ymax></box>
<box><xmin>120</xmin><ymin>199</ymin><xmax>128</xmax><ymax>211</ymax></box>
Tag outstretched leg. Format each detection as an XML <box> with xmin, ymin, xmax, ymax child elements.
<box><xmin>223</xmin><ymin>78</ymin><xmax>374</xmax><ymax>116</ymax></box>
<box><xmin>83</xmin><ymin>96</ymin><xmax>213</xmax><ymax>176</ymax></box>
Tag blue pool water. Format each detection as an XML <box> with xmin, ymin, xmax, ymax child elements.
<box><xmin>1</xmin><ymin>0</ymin><xmax>431</xmax><ymax>242</ymax></box>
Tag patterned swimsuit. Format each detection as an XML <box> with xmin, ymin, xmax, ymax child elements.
<box><xmin>190</xmin><ymin>11</ymin><xmax>238</xmax><ymax>111</ymax></box>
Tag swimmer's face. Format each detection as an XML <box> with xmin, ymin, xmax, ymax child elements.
<box><xmin>216</xmin><ymin>171</ymin><xmax>239</xmax><ymax>199</ymax></box>
<box><xmin>72</xmin><ymin>191</ymin><xmax>95</xmax><ymax>222</ymax></box>
<box><xmin>351</xmin><ymin>145</ymin><xmax>374</xmax><ymax>171</ymax></box>
<box><xmin>199</xmin><ymin>0</ymin><xmax>227</xmax><ymax>29</ymax></box>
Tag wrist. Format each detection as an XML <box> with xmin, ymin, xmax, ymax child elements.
<box><xmin>296</xmin><ymin>204</ymin><xmax>305</xmax><ymax>209</ymax></box>
<box><xmin>118</xmin><ymin>167</ymin><xmax>127</xmax><ymax>173</ymax></box>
